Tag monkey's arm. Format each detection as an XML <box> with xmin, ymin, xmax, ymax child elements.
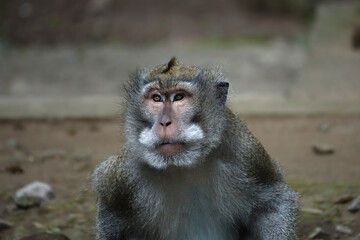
<box><xmin>248</xmin><ymin>183</ymin><xmax>299</xmax><ymax>240</ymax></box>
<box><xmin>232</xmin><ymin>121</ymin><xmax>299</xmax><ymax>239</ymax></box>
<box><xmin>96</xmin><ymin>197</ymin><xmax>128</xmax><ymax>240</ymax></box>
<box><xmin>92</xmin><ymin>155</ymin><xmax>132</xmax><ymax>240</ymax></box>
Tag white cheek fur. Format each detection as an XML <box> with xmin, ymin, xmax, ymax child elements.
<box><xmin>139</xmin><ymin>128</ymin><xmax>157</xmax><ymax>147</ymax></box>
<box><xmin>138</xmin><ymin>124</ymin><xmax>205</xmax><ymax>169</ymax></box>
<box><xmin>138</xmin><ymin>124</ymin><xmax>204</xmax><ymax>147</ymax></box>
<box><xmin>182</xmin><ymin>125</ymin><xmax>204</xmax><ymax>141</ymax></box>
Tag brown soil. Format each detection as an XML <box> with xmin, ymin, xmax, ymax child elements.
<box><xmin>0</xmin><ymin>116</ymin><xmax>359</xmax><ymax>239</ymax></box>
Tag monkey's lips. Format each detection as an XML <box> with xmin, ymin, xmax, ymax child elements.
<box><xmin>155</xmin><ymin>140</ymin><xmax>186</xmax><ymax>155</ymax></box>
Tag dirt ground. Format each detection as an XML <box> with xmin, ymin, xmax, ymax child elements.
<box><xmin>0</xmin><ymin>115</ymin><xmax>359</xmax><ymax>239</ymax></box>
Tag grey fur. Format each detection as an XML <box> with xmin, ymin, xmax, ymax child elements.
<box><xmin>92</xmin><ymin>59</ymin><xmax>299</xmax><ymax>240</ymax></box>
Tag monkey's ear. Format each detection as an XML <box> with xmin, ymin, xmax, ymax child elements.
<box><xmin>216</xmin><ymin>81</ymin><xmax>229</xmax><ymax>105</ymax></box>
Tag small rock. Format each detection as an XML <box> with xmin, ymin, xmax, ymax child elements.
<box><xmin>14</xmin><ymin>181</ymin><xmax>55</xmax><ymax>208</ymax></box>
<box><xmin>312</xmin><ymin>143</ymin><xmax>335</xmax><ymax>155</ymax></box>
<box><xmin>5</xmin><ymin>164</ymin><xmax>24</xmax><ymax>174</ymax></box>
<box><xmin>335</xmin><ymin>225</ymin><xmax>353</xmax><ymax>235</ymax></box>
<box><xmin>62</xmin><ymin>226</ymin><xmax>86</xmax><ymax>240</ymax></box>
<box><xmin>301</xmin><ymin>207</ymin><xmax>324</xmax><ymax>215</ymax></box>
<box><xmin>38</xmin><ymin>149</ymin><xmax>65</xmax><ymax>161</ymax></box>
<box><xmin>13</xmin><ymin>121</ymin><xmax>26</xmax><ymax>131</ymax></box>
<box><xmin>7</xmin><ymin>139</ymin><xmax>22</xmax><ymax>149</ymax></box>
<box><xmin>89</xmin><ymin>124</ymin><xmax>99</xmax><ymax>132</ymax></box>
<box><xmin>350</xmin><ymin>233</ymin><xmax>360</xmax><ymax>240</ymax></box>
<box><xmin>28</xmin><ymin>155</ymin><xmax>35</xmax><ymax>162</ymax></box>
<box><xmin>308</xmin><ymin>227</ymin><xmax>330</xmax><ymax>239</ymax></box>
<box><xmin>14</xmin><ymin>151</ymin><xmax>27</xmax><ymax>162</ymax></box>
<box><xmin>72</xmin><ymin>154</ymin><xmax>91</xmax><ymax>162</ymax></box>
<box><xmin>67</xmin><ymin>128</ymin><xmax>77</xmax><ymax>136</ymax></box>
<box><xmin>318</xmin><ymin>123</ymin><xmax>330</xmax><ymax>133</ymax></box>
<box><xmin>33</xmin><ymin>221</ymin><xmax>46</xmax><ymax>230</ymax></box>
<box><xmin>18</xmin><ymin>2</ymin><xmax>33</xmax><ymax>18</ymax></box>
<box><xmin>0</xmin><ymin>219</ymin><xmax>13</xmax><ymax>232</ymax></box>
<box><xmin>19</xmin><ymin>232</ymin><xmax>70</xmax><ymax>240</ymax></box>
<box><xmin>334</xmin><ymin>194</ymin><xmax>355</xmax><ymax>204</ymax></box>
<box><xmin>348</xmin><ymin>194</ymin><xmax>360</xmax><ymax>213</ymax></box>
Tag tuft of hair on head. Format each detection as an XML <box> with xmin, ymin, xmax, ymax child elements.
<box><xmin>162</xmin><ymin>57</ymin><xmax>178</xmax><ymax>74</ymax></box>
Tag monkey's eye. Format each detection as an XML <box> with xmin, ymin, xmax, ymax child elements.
<box><xmin>174</xmin><ymin>94</ymin><xmax>184</xmax><ymax>101</ymax></box>
<box><xmin>152</xmin><ymin>94</ymin><xmax>162</xmax><ymax>102</ymax></box>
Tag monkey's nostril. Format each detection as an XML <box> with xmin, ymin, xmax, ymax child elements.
<box><xmin>160</xmin><ymin>121</ymin><xmax>171</xmax><ymax>127</ymax></box>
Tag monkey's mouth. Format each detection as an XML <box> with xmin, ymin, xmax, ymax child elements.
<box><xmin>155</xmin><ymin>139</ymin><xmax>186</xmax><ymax>147</ymax></box>
<box><xmin>155</xmin><ymin>140</ymin><xmax>186</xmax><ymax>155</ymax></box>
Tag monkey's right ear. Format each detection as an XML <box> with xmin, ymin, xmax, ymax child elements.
<box><xmin>216</xmin><ymin>81</ymin><xmax>229</xmax><ymax>105</ymax></box>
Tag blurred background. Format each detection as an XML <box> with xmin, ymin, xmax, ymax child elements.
<box><xmin>0</xmin><ymin>0</ymin><xmax>360</xmax><ymax>239</ymax></box>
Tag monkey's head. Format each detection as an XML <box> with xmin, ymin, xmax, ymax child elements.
<box><xmin>124</xmin><ymin>57</ymin><xmax>229</xmax><ymax>169</ymax></box>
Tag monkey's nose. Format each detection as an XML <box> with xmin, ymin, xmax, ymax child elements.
<box><xmin>160</xmin><ymin>121</ymin><xmax>172</xmax><ymax>127</ymax></box>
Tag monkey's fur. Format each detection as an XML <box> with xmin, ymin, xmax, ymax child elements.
<box><xmin>92</xmin><ymin>58</ymin><xmax>299</xmax><ymax>240</ymax></box>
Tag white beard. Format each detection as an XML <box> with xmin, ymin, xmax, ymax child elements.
<box><xmin>138</xmin><ymin>124</ymin><xmax>205</xmax><ymax>169</ymax></box>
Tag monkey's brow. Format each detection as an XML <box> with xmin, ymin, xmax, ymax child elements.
<box><xmin>141</xmin><ymin>86</ymin><xmax>161</xmax><ymax>96</ymax></box>
<box><xmin>144</xmin><ymin>87</ymin><xmax>161</xmax><ymax>92</ymax></box>
<box><xmin>143</xmin><ymin>86</ymin><xmax>193</xmax><ymax>96</ymax></box>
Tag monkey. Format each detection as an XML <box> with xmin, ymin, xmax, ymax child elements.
<box><xmin>92</xmin><ymin>57</ymin><xmax>299</xmax><ymax>240</ymax></box>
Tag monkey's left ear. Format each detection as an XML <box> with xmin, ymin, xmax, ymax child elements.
<box><xmin>216</xmin><ymin>81</ymin><xmax>229</xmax><ymax>105</ymax></box>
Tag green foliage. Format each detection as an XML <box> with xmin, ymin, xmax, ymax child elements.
<box><xmin>51</xmin><ymin>227</ymin><xmax>61</xmax><ymax>233</ymax></box>
<box><xmin>289</xmin><ymin>178</ymin><xmax>360</xmax><ymax>224</ymax></box>
<box><xmin>243</xmin><ymin>0</ymin><xmax>316</xmax><ymax>21</ymax></box>
<box><xmin>0</xmin><ymin>2</ymin><xmax>5</xmax><ymax>17</ymax></box>
<box><xmin>13</xmin><ymin>226</ymin><xmax>27</xmax><ymax>240</ymax></box>
<box><xmin>356</xmin><ymin>0</ymin><xmax>360</xmax><ymax>20</ymax></box>
<box><xmin>47</xmin><ymin>14</ymin><xmax>63</xmax><ymax>31</ymax></box>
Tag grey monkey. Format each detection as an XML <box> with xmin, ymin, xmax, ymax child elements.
<box><xmin>92</xmin><ymin>58</ymin><xmax>299</xmax><ymax>240</ymax></box>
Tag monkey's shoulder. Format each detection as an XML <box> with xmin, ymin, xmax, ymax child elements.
<box><xmin>92</xmin><ymin>152</ymin><xmax>133</xmax><ymax>204</ymax></box>
<box><xmin>225</xmin><ymin>115</ymin><xmax>284</xmax><ymax>184</ymax></box>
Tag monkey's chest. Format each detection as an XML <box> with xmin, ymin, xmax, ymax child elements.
<box><xmin>137</xmin><ymin>188</ymin><xmax>239</xmax><ymax>240</ymax></box>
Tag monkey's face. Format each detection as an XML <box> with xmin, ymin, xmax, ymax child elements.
<box><xmin>135</xmin><ymin>82</ymin><xmax>206</xmax><ymax>169</ymax></box>
<box><xmin>124</xmin><ymin>58</ymin><xmax>229</xmax><ymax>169</ymax></box>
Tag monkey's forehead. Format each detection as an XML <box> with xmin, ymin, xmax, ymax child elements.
<box><xmin>144</xmin><ymin>58</ymin><xmax>199</xmax><ymax>82</ymax></box>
